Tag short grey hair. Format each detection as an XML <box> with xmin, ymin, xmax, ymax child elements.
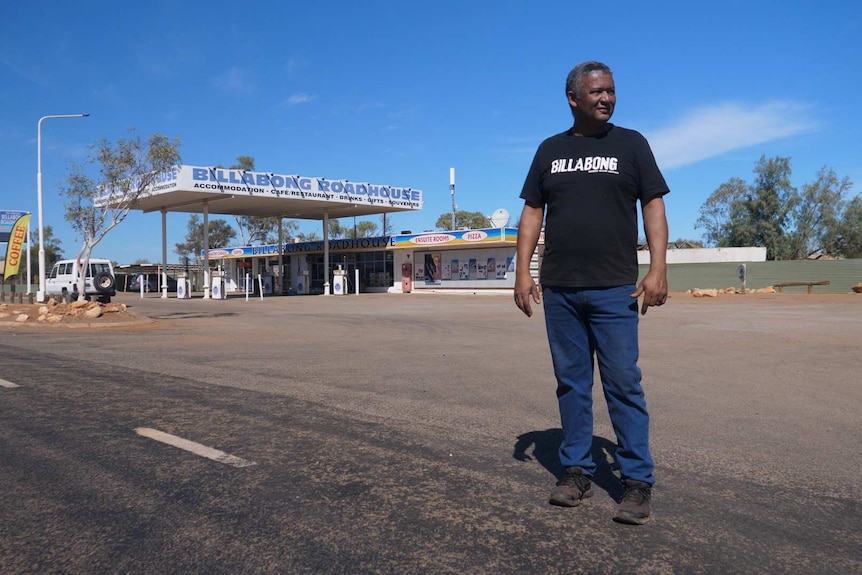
<box><xmin>565</xmin><ymin>61</ymin><xmax>613</xmax><ymax>95</ymax></box>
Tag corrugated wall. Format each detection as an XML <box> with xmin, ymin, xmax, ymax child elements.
<box><xmin>638</xmin><ymin>259</ymin><xmax>862</xmax><ymax>294</ymax></box>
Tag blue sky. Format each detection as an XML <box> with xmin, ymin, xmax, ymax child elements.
<box><xmin>1</xmin><ymin>0</ymin><xmax>860</xmax><ymax>264</ymax></box>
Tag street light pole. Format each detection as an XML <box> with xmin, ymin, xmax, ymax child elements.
<box><xmin>37</xmin><ymin>113</ymin><xmax>89</xmax><ymax>303</ymax></box>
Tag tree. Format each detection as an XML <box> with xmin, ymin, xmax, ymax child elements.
<box><xmin>223</xmin><ymin>155</ymin><xmax>286</xmax><ymax>245</ymax></box>
<box><xmin>326</xmin><ymin>219</ymin><xmax>347</xmax><ymax>239</ymax></box>
<box><xmin>241</xmin><ymin>216</ymin><xmax>279</xmax><ymax>245</ymax></box>
<box><xmin>788</xmin><ymin>167</ymin><xmax>852</xmax><ymax>257</ymax></box>
<box><xmin>435</xmin><ymin>210</ymin><xmax>489</xmax><ymax>230</ymax></box>
<box><xmin>62</xmin><ymin>130</ymin><xmax>181</xmax><ymax>299</ymax></box>
<box><xmin>174</xmin><ymin>214</ymin><xmax>237</xmax><ymax>261</ymax></box>
<box><xmin>345</xmin><ymin>220</ymin><xmax>379</xmax><ymax>238</ymax></box>
<box><xmin>746</xmin><ymin>156</ymin><xmax>797</xmax><ymax>260</ymax></box>
<box><xmin>278</xmin><ymin>219</ymin><xmax>300</xmax><ymax>243</ymax></box>
<box><xmin>233</xmin><ymin>155</ymin><xmax>255</xmax><ymax>171</ymax></box>
<box><xmin>695</xmin><ymin>177</ymin><xmax>748</xmax><ymax>247</ymax></box>
<box><xmin>835</xmin><ymin>195</ymin><xmax>862</xmax><ymax>258</ymax></box>
<box><xmin>696</xmin><ymin>157</ymin><xmax>857</xmax><ymax>259</ymax></box>
<box><xmin>294</xmin><ymin>230</ymin><xmax>320</xmax><ymax>242</ymax></box>
<box><xmin>28</xmin><ymin>225</ymin><xmax>63</xmax><ymax>279</ymax></box>
<box><xmin>695</xmin><ymin>156</ymin><xmax>796</xmax><ymax>259</ymax></box>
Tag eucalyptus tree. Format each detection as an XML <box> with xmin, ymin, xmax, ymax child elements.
<box><xmin>62</xmin><ymin>130</ymin><xmax>181</xmax><ymax>299</ymax></box>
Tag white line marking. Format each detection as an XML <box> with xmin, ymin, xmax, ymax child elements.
<box><xmin>0</xmin><ymin>379</ymin><xmax>21</xmax><ymax>388</ymax></box>
<box><xmin>135</xmin><ymin>427</ymin><xmax>256</xmax><ymax>468</ymax></box>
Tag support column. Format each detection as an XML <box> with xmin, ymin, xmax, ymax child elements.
<box><xmin>277</xmin><ymin>217</ymin><xmax>284</xmax><ymax>295</ymax></box>
<box><xmin>323</xmin><ymin>212</ymin><xmax>330</xmax><ymax>295</ymax></box>
<box><xmin>161</xmin><ymin>209</ymin><xmax>168</xmax><ymax>298</ymax></box>
<box><xmin>202</xmin><ymin>202</ymin><xmax>210</xmax><ymax>299</ymax></box>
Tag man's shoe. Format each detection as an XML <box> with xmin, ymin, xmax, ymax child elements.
<box><xmin>549</xmin><ymin>466</ymin><xmax>594</xmax><ymax>507</ymax></box>
<box><xmin>613</xmin><ymin>479</ymin><xmax>652</xmax><ymax>525</ymax></box>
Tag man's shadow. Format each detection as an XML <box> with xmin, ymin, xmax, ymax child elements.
<box><xmin>513</xmin><ymin>429</ymin><xmax>623</xmax><ymax>501</ymax></box>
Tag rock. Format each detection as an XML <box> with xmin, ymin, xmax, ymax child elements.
<box><xmin>84</xmin><ymin>306</ymin><xmax>103</xmax><ymax>319</ymax></box>
<box><xmin>692</xmin><ymin>289</ymin><xmax>719</xmax><ymax>298</ymax></box>
<box><xmin>852</xmin><ymin>283</ymin><xmax>862</xmax><ymax>294</ymax></box>
<box><xmin>47</xmin><ymin>315</ymin><xmax>64</xmax><ymax>323</ymax></box>
<box><xmin>39</xmin><ymin>305</ymin><xmax>50</xmax><ymax>316</ymax></box>
<box><xmin>53</xmin><ymin>304</ymin><xmax>71</xmax><ymax>315</ymax></box>
<box><xmin>71</xmin><ymin>300</ymin><xmax>89</xmax><ymax>309</ymax></box>
<box><xmin>15</xmin><ymin>313</ymin><xmax>29</xmax><ymax>322</ymax></box>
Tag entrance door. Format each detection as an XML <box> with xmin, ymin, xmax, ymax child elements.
<box><xmin>309</xmin><ymin>255</ymin><xmax>325</xmax><ymax>293</ymax></box>
<box><xmin>279</xmin><ymin>257</ymin><xmax>291</xmax><ymax>294</ymax></box>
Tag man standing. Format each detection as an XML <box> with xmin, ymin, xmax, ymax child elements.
<box><xmin>514</xmin><ymin>61</ymin><xmax>669</xmax><ymax>525</ymax></box>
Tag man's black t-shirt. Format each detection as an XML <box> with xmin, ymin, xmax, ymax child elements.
<box><xmin>519</xmin><ymin>124</ymin><xmax>669</xmax><ymax>288</ymax></box>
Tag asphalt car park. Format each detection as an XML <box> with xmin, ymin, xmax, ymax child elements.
<box><xmin>0</xmin><ymin>292</ymin><xmax>859</xmax><ymax>574</ymax></box>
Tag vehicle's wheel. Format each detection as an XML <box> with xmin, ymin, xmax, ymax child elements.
<box><xmin>61</xmin><ymin>289</ymin><xmax>70</xmax><ymax>303</ymax></box>
<box><xmin>95</xmin><ymin>272</ymin><xmax>116</xmax><ymax>294</ymax></box>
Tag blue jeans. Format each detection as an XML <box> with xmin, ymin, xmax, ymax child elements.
<box><xmin>542</xmin><ymin>285</ymin><xmax>655</xmax><ymax>485</ymax></box>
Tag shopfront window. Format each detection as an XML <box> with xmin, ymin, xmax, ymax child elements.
<box><xmin>356</xmin><ymin>251</ymin><xmax>393</xmax><ymax>289</ymax></box>
<box><xmin>308</xmin><ymin>251</ymin><xmax>393</xmax><ymax>292</ymax></box>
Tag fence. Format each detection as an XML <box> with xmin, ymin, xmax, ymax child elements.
<box><xmin>643</xmin><ymin>258</ymin><xmax>862</xmax><ymax>294</ymax></box>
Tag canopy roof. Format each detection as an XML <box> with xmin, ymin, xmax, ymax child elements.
<box><xmin>119</xmin><ymin>165</ymin><xmax>423</xmax><ymax>221</ymax></box>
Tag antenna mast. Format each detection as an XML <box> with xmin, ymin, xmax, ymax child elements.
<box><xmin>450</xmin><ymin>167</ymin><xmax>456</xmax><ymax>230</ymax></box>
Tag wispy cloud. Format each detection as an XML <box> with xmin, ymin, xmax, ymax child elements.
<box><xmin>284</xmin><ymin>57</ymin><xmax>307</xmax><ymax>74</ymax></box>
<box><xmin>285</xmin><ymin>93</ymin><xmax>316</xmax><ymax>106</ymax></box>
<box><xmin>211</xmin><ymin>66</ymin><xmax>255</xmax><ymax>94</ymax></box>
<box><xmin>648</xmin><ymin>101</ymin><xmax>815</xmax><ymax>170</ymax></box>
<box><xmin>132</xmin><ymin>39</ymin><xmax>203</xmax><ymax>78</ymax></box>
<box><xmin>0</xmin><ymin>50</ymin><xmax>45</xmax><ymax>84</ymax></box>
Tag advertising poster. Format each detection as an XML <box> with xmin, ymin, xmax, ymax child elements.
<box><xmin>450</xmin><ymin>259</ymin><xmax>458</xmax><ymax>279</ymax></box>
<box><xmin>459</xmin><ymin>261</ymin><xmax>469</xmax><ymax>280</ymax></box>
<box><xmin>486</xmin><ymin>258</ymin><xmax>496</xmax><ymax>280</ymax></box>
<box><xmin>424</xmin><ymin>253</ymin><xmax>441</xmax><ymax>284</ymax></box>
<box><xmin>442</xmin><ymin>262</ymin><xmax>451</xmax><ymax>280</ymax></box>
<box><xmin>415</xmin><ymin>263</ymin><xmax>424</xmax><ymax>281</ymax></box>
<box><xmin>468</xmin><ymin>259</ymin><xmax>477</xmax><ymax>280</ymax></box>
<box><xmin>477</xmin><ymin>260</ymin><xmax>487</xmax><ymax>279</ymax></box>
<box><xmin>496</xmin><ymin>259</ymin><xmax>508</xmax><ymax>279</ymax></box>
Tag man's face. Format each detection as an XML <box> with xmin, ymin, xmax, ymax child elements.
<box><xmin>568</xmin><ymin>71</ymin><xmax>615</xmax><ymax>123</ymax></box>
